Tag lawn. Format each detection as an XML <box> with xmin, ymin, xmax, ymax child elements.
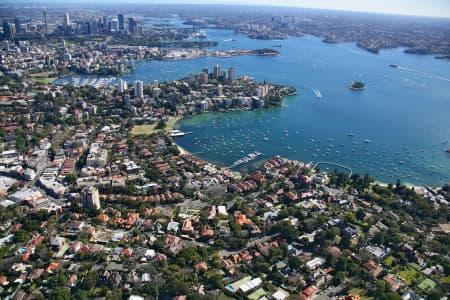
<box><xmin>217</xmin><ymin>293</ymin><xmax>233</xmax><ymax>300</ymax></box>
<box><xmin>30</xmin><ymin>71</ymin><xmax>57</xmax><ymax>84</ymax></box>
<box><xmin>348</xmin><ymin>288</ymin><xmax>373</xmax><ymax>300</ymax></box>
<box><xmin>441</xmin><ymin>275</ymin><xmax>450</xmax><ymax>284</ymax></box>
<box><xmin>131</xmin><ymin>116</ymin><xmax>183</xmax><ymax>137</ymax></box>
<box><xmin>33</xmin><ymin>77</ymin><xmax>57</xmax><ymax>84</ymax></box>
<box><xmin>418</xmin><ymin>278</ymin><xmax>437</xmax><ymax>293</ymax></box>
<box><xmin>397</xmin><ymin>268</ymin><xmax>423</xmax><ymax>286</ymax></box>
<box><xmin>384</xmin><ymin>255</ymin><xmax>396</xmax><ymax>267</ymax></box>
<box><xmin>248</xmin><ymin>288</ymin><xmax>266</xmax><ymax>300</ymax></box>
<box><xmin>408</xmin><ymin>263</ymin><xmax>422</xmax><ymax>271</ymax></box>
<box><xmin>164</xmin><ymin>115</ymin><xmax>183</xmax><ymax>133</ymax></box>
<box><xmin>130</xmin><ymin>124</ymin><xmax>157</xmax><ymax>136</ymax></box>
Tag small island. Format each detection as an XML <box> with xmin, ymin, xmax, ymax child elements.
<box><xmin>349</xmin><ymin>81</ymin><xmax>366</xmax><ymax>90</ymax></box>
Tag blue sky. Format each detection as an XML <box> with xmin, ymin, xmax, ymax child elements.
<box><xmin>161</xmin><ymin>0</ymin><xmax>450</xmax><ymax>17</ymax></box>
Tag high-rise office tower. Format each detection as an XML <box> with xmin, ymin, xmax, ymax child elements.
<box><xmin>63</xmin><ymin>13</ymin><xmax>70</xmax><ymax>27</ymax></box>
<box><xmin>110</xmin><ymin>20</ymin><xmax>119</xmax><ymax>31</ymax></box>
<box><xmin>63</xmin><ymin>13</ymin><xmax>71</xmax><ymax>35</ymax></box>
<box><xmin>128</xmin><ymin>18</ymin><xmax>137</xmax><ymax>35</ymax></box>
<box><xmin>118</xmin><ymin>14</ymin><xmax>125</xmax><ymax>31</ymax></box>
<box><xmin>42</xmin><ymin>10</ymin><xmax>48</xmax><ymax>34</ymax></box>
<box><xmin>2</xmin><ymin>22</ymin><xmax>15</xmax><ymax>40</ymax></box>
<box><xmin>14</xmin><ymin>18</ymin><xmax>22</xmax><ymax>33</ymax></box>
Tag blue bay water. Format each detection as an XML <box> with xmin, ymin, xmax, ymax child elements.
<box><xmin>55</xmin><ymin>28</ymin><xmax>450</xmax><ymax>186</ymax></box>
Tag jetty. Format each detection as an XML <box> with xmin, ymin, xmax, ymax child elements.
<box><xmin>227</xmin><ymin>151</ymin><xmax>263</xmax><ymax>169</ymax></box>
<box><xmin>169</xmin><ymin>130</ymin><xmax>192</xmax><ymax>137</ymax></box>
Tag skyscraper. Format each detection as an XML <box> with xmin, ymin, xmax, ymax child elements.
<box><xmin>128</xmin><ymin>18</ymin><xmax>137</xmax><ymax>35</ymax></box>
<box><xmin>134</xmin><ymin>80</ymin><xmax>144</xmax><ymax>98</ymax></box>
<box><xmin>228</xmin><ymin>67</ymin><xmax>236</xmax><ymax>82</ymax></box>
<box><xmin>42</xmin><ymin>10</ymin><xmax>48</xmax><ymax>34</ymax></box>
<box><xmin>213</xmin><ymin>64</ymin><xmax>221</xmax><ymax>79</ymax></box>
<box><xmin>118</xmin><ymin>14</ymin><xmax>125</xmax><ymax>31</ymax></box>
<box><xmin>110</xmin><ymin>20</ymin><xmax>119</xmax><ymax>32</ymax></box>
<box><xmin>81</xmin><ymin>186</ymin><xmax>101</xmax><ymax>210</ymax></box>
<box><xmin>14</xmin><ymin>18</ymin><xmax>22</xmax><ymax>33</ymax></box>
<box><xmin>117</xmin><ymin>79</ymin><xmax>127</xmax><ymax>95</ymax></box>
<box><xmin>63</xmin><ymin>13</ymin><xmax>70</xmax><ymax>27</ymax></box>
<box><xmin>2</xmin><ymin>22</ymin><xmax>15</xmax><ymax>40</ymax></box>
<box><xmin>63</xmin><ymin>13</ymin><xmax>71</xmax><ymax>35</ymax></box>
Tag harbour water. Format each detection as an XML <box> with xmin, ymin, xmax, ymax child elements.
<box><xmin>54</xmin><ymin>25</ymin><xmax>450</xmax><ymax>186</ymax></box>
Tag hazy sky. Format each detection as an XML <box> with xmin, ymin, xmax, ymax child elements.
<box><xmin>160</xmin><ymin>0</ymin><xmax>450</xmax><ymax>17</ymax></box>
<box><xmin>15</xmin><ymin>0</ymin><xmax>450</xmax><ymax>18</ymax></box>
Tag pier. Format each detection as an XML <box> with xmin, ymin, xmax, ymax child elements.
<box><xmin>312</xmin><ymin>161</ymin><xmax>353</xmax><ymax>177</ymax></box>
<box><xmin>226</xmin><ymin>151</ymin><xmax>263</xmax><ymax>169</ymax></box>
<box><xmin>169</xmin><ymin>130</ymin><xmax>192</xmax><ymax>137</ymax></box>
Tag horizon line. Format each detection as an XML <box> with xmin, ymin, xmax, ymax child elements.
<box><xmin>3</xmin><ymin>1</ymin><xmax>450</xmax><ymax>19</ymax></box>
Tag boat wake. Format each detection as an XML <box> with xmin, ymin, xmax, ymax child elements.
<box><xmin>312</xmin><ymin>88</ymin><xmax>322</xmax><ymax>98</ymax></box>
<box><xmin>397</xmin><ymin>66</ymin><xmax>450</xmax><ymax>83</ymax></box>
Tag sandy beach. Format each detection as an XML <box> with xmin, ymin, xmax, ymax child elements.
<box><xmin>176</xmin><ymin>143</ymin><xmax>189</xmax><ymax>155</ymax></box>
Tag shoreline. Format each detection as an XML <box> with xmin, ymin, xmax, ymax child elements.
<box><xmin>170</xmin><ymin>115</ymin><xmax>442</xmax><ymax>189</ymax></box>
<box><xmin>169</xmin><ymin>115</ymin><xmax>189</xmax><ymax>156</ymax></box>
<box><xmin>374</xmin><ymin>180</ymin><xmax>428</xmax><ymax>191</ymax></box>
<box><xmin>170</xmin><ymin>112</ymin><xmax>443</xmax><ymax>189</ymax></box>
<box><xmin>176</xmin><ymin>143</ymin><xmax>189</xmax><ymax>155</ymax></box>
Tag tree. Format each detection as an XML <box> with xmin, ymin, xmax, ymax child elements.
<box><xmin>73</xmin><ymin>289</ymin><xmax>89</xmax><ymax>300</ymax></box>
<box><xmin>48</xmin><ymin>286</ymin><xmax>71</xmax><ymax>300</ymax></box>
<box><xmin>164</xmin><ymin>272</ymin><xmax>189</xmax><ymax>296</ymax></box>
<box><xmin>16</xmin><ymin>135</ymin><xmax>27</xmax><ymax>153</ymax></box>
<box><xmin>334</xmin><ymin>271</ymin><xmax>348</xmax><ymax>285</ymax></box>
<box><xmin>14</xmin><ymin>229</ymin><xmax>31</xmax><ymax>242</ymax></box>
<box><xmin>106</xmin><ymin>289</ymin><xmax>123</xmax><ymax>300</ymax></box>
<box><xmin>270</xmin><ymin>221</ymin><xmax>299</xmax><ymax>243</ymax></box>
<box><xmin>336</xmin><ymin>256</ymin><xmax>348</xmax><ymax>272</ymax></box>
<box><xmin>81</xmin><ymin>270</ymin><xmax>98</xmax><ymax>290</ymax></box>
<box><xmin>156</xmin><ymin>119</ymin><xmax>166</xmax><ymax>129</ymax></box>
<box><xmin>326</xmin><ymin>253</ymin><xmax>337</xmax><ymax>267</ymax></box>
<box><xmin>65</xmin><ymin>173</ymin><xmax>77</xmax><ymax>185</ymax></box>
<box><xmin>345</xmin><ymin>212</ymin><xmax>357</xmax><ymax>224</ymax></box>
<box><xmin>288</xmin><ymin>256</ymin><xmax>302</xmax><ymax>270</ymax></box>
<box><xmin>372</xmin><ymin>230</ymin><xmax>386</xmax><ymax>245</ymax></box>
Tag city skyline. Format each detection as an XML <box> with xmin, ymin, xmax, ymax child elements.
<box><xmin>9</xmin><ymin>0</ymin><xmax>450</xmax><ymax>18</ymax></box>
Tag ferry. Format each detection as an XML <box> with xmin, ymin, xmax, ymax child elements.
<box><xmin>169</xmin><ymin>130</ymin><xmax>192</xmax><ymax>137</ymax></box>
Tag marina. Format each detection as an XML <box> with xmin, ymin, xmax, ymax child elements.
<box><xmin>61</xmin><ymin>75</ymin><xmax>118</xmax><ymax>88</ymax></box>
